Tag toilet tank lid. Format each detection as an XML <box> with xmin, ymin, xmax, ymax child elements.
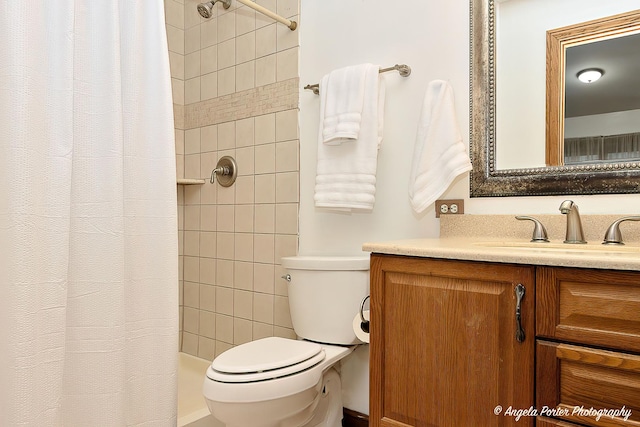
<box><xmin>281</xmin><ymin>256</ymin><xmax>370</xmax><ymax>271</ymax></box>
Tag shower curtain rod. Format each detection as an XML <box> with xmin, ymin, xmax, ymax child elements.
<box><xmin>236</xmin><ymin>0</ymin><xmax>297</xmax><ymax>30</ymax></box>
<box><xmin>303</xmin><ymin>64</ymin><xmax>412</xmax><ymax>95</ymax></box>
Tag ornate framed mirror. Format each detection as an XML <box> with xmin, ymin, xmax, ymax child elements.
<box><xmin>470</xmin><ymin>0</ymin><xmax>640</xmax><ymax>197</ymax></box>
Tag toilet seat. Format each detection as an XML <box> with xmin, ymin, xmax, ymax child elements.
<box><xmin>207</xmin><ymin>337</ymin><xmax>325</xmax><ymax>383</ymax></box>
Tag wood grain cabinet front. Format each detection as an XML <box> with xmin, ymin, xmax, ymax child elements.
<box><xmin>369</xmin><ymin>254</ymin><xmax>535</xmax><ymax>427</ymax></box>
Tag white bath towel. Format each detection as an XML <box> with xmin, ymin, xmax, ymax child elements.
<box><xmin>408</xmin><ymin>80</ymin><xmax>472</xmax><ymax>213</ymax></box>
<box><xmin>321</xmin><ymin>64</ymin><xmax>380</xmax><ymax>145</ymax></box>
<box><xmin>315</xmin><ymin>66</ymin><xmax>386</xmax><ymax>211</ymax></box>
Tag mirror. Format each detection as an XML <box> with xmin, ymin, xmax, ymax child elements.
<box><xmin>470</xmin><ymin>0</ymin><xmax>640</xmax><ymax>197</ymax></box>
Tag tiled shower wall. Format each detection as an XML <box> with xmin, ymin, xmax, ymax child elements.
<box><xmin>166</xmin><ymin>0</ymin><xmax>300</xmax><ymax>360</ymax></box>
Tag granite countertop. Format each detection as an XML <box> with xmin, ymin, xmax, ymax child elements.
<box><xmin>362</xmin><ymin>214</ymin><xmax>640</xmax><ymax>271</ymax></box>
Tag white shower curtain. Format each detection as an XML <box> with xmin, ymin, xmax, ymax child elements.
<box><xmin>0</xmin><ymin>2</ymin><xmax>178</xmax><ymax>426</ymax></box>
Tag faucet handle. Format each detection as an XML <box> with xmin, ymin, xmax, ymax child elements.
<box><xmin>515</xmin><ymin>216</ymin><xmax>549</xmax><ymax>242</ymax></box>
<box><xmin>603</xmin><ymin>216</ymin><xmax>640</xmax><ymax>245</ymax></box>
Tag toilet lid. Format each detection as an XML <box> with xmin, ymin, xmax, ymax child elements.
<box><xmin>211</xmin><ymin>337</ymin><xmax>323</xmax><ymax>374</ymax></box>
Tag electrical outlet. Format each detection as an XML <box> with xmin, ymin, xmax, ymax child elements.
<box><xmin>435</xmin><ymin>199</ymin><xmax>464</xmax><ymax>218</ymax></box>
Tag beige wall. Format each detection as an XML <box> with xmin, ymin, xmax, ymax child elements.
<box><xmin>167</xmin><ymin>0</ymin><xmax>300</xmax><ymax>360</ymax></box>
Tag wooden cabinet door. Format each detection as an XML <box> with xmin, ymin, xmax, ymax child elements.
<box><xmin>369</xmin><ymin>254</ymin><xmax>535</xmax><ymax>427</ymax></box>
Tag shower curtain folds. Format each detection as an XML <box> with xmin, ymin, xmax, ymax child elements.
<box><xmin>0</xmin><ymin>2</ymin><xmax>178</xmax><ymax>426</ymax></box>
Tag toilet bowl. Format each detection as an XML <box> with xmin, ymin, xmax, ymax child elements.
<box><xmin>202</xmin><ymin>256</ymin><xmax>370</xmax><ymax>427</ymax></box>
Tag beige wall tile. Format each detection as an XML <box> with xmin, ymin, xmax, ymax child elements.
<box><xmin>185</xmin><ymin>25</ymin><xmax>201</xmax><ymax>54</ymax></box>
<box><xmin>236</xmin><ymin>7</ymin><xmax>256</xmax><ymax>35</ymax></box>
<box><xmin>253</xmin><ymin>322</ymin><xmax>274</xmax><ymax>340</ymax></box>
<box><xmin>176</xmin><ymin>154</ymin><xmax>185</xmax><ymax>179</ymax></box>
<box><xmin>274</xmin><ymin>326</ymin><xmax>296</xmax><ymax>340</ymax></box>
<box><xmin>275</xmin><ymin>171</ymin><xmax>299</xmax><ymax>203</ymax></box>
<box><xmin>198</xmin><ymin>336</ymin><xmax>215</xmax><ymax>360</ymax></box>
<box><xmin>216</xmin><ymin>259</ymin><xmax>234</xmax><ymax>288</ymax></box>
<box><xmin>217</xmin><ymin>232</ymin><xmax>235</xmax><ymax>260</ymax></box>
<box><xmin>169</xmin><ymin>51</ymin><xmax>185</xmax><ymax>80</ymax></box>
<box><xmin>254</xmin><ymin>204</ymin><xmax>275</xmax><ymax>234</ymax></box>
<box><xmin>217</xmin><ymin>181</ymin><xmax>235</xmax><ymax>204</ymax></box>
<box><xmin>175</xmin><ymin>130</ymin><xmax>185</xmax><ymax>155</ymax></box>
<box><xmin>235</xmin><ymin>204</ymin><xmax>254</xmax><ymax>232</ymax></box>
<box><xmin>185</xmin><ymin>51</ymin><xmax>201</xmax><ymax>80</ymax></box>
<box><xmin>255</xmin><ymin>143</ymin><xmax>275</xmax><ymax>174</ymax></box>
<box><xmin>216</xmin><ymin>205</ymin><xmax>235</xmax><ymax>232</ymax></box>
<box><xmin>255</xmin><ymin>113</ymin><xmax>276</xmax><ymax>145</ymax></box>
<box><xmin>234</xmin><ymin>318</ymin><xmax>253</xmax><ymax>345</ymax></box>
<box><xmin>253</xmin><ymin>293</ymin><xmax>274</xmax><ymax>324</ymax></box>
<box><xmin>255</xmin><ymin>0</ymin><xmax>276</xmax><ymax>29</ymax></box>
<box><xmin>184</xmin><ymin>306</ymin><xmax>200</xmax><ymax>333</ymax></box>
<box><xmin>166</xmin><ymin>25</ymin><xmax>185</xmax><ymax>55</ymax></box>
<box><xmin>275</xmin><ymin>234</ymin><xmax>298</xmax><ymax>263</ymax></box>
<box><xmin>276</xmin><ymin>47</ymin><xmax>298</xmax><ymax>82</ymax></box>
<box><xmin>184</xmin><ymin>281</ymin><xmax>200</xmax><ymax>308</ymax></box>
<box><xmin>200</xmin><ymin>181</ymin><xmax>217</xmax><ymax>204</ymax></box>
<box><xmin>253</xmin><ymin>263</ymin><xmax>275</xmax><ymax>294</ymax></box>
<box><xmin>215</xmin><ymin>340</ymin><xmax>233</xmax><ymax>357</ymax></box>
<box><xmin>276</xmin><ymin>16</ymin><xmax>298</xmax><ymax>51</ymax></box>
<box><xmin>200</xmin><ymin>151</ymin><xmax>217</xmax><ymax>180</ymax></box>
<box><xmin>171</xmin><ymin>78</ymin><xmax>185</xmax><ymax>105</ymax></box>
<box><xmin>200</xmin><ymin>256</ymin><xmax>216</xmax><ymax>285</ymax></box>
<box><xmin>255</xmin><ymin>54</ymin><xmax>277</xmax><ymax>87</ymax></box>
<box><xmin>183</xmin><ymin>256</ymin><xmax>200</xmax><ymax>282</ymax></box>
<box><xmin>254</xmin><ymin>174</ymin><xmax>275</xmax><ymax>203</ymax></box>
<box><xmin>234</xmin><ymin>289</ymin><xmax>253</xmax><ymax>319</ymax></box>
<box><xmin>201</xmin><ymin>19</ymin><xmax>218</xmax><ymax>48</ymax></box>
<box><xmin>275</xmin><ymin>140</ymin><xmax>298</xmax><ymax>172</ymax></box>
<box><xmin>235</xmin><ymin>176</ymin><xmax>255</xmax><ymax>205</ymax></box>
<box><xmin>200</xmin><ymin>204</ymin><xmax>217</xmax><ymax>231</ymax></box>
<box><xmin>184</xmin><ymin>153</ymin><xmax>201</xmax><ymax>178</ymax></box>
<box><xmin>218</xmin><ymin>10</ymin><xmax>236</xmax><ymax>41</ymax></box>
<box><xmin>235</xmin><ymin>146</ymin><xmax>254</xmax><ymax>176</ymax></box>
<box><xmin>200</xmin><ymin>283</ymin><xmax>216</xmax><ymax>312</ymax></box>
<box><xmin>253</xmin><ymin>234</ymin><xmax>275</xmax><ymax>264</ymax></box>
<box><xmin>236</xmin><ymin>32</ymin><xmax>256</xmax><ymax>64</ymax></box>
<box><xmin>184</xmin><ymin>205</ymin><xmax>201</xmax><ymax>230</ymax></box>
<box><xmin>165</xmin><ymin>0</ymin><xmax>185</xmax><ymax>27</ymax></box>
<box><xmin>255</xmin><ymin>24</ymin><xmax>276</xmax><ymax>58</ymax></box>
<box><xmin>182</xmin><ymin>332</ymin><xmax>198</xmax><ymax>356</ymax></box>
<box><xmin>183</xmin><ymin>230</ymin><xmax>200</xmax><ymax>256</ymax></box>
<box><xmin>277</xmin><ymin>0</ymin><xmax>299</xmax><ymax>17</ymax></box>
<box><xmin>215</xmin><ymin>314</ymin><xmax>234</xmax><ymax>343</ymax></box>
<box><xmin>185</xmin><ymin>77</ymin><xmax>201</xmax><ymax>104</ymax></box>
<box><xmin>201</xmin><ymin>124</ymin><xmax>218</xmax><ymax>152</ymax></box>
<box><xmin>275</xmin><ymin>203</ymin><xmax>298</xmax><ymax>234</ymax></box>
<box><xmin>217</xmin><ymin>39</ymin><xmax>236</xmax><ymax>70</ymax></box>
<box><xmin>184</xmin><ymin>185</ymin><xmax>201</xmax><ymax>205</ymax></box>
<box><xmin>274</xmin><ymin>265</ymin><xmax>288</xmax><ymax>295</ymax></box>
<box><xmin>201</xmin><ymin>45</ymin><xmax>218</xmax><ymax>75</ymax></box>
<box><xmin>234</xmin><ymin>261</ymin><xmax>254</xmax><ymax>291</ymax></box>
<box><xmin>274</xmin><ymin>296</ymin><xmax>292</xmax><ymax>328</ymax></box>
<box><xmin>216</xmin><ymin>287</ymin><xmax>234</xmax><ymax>315</ymax></box>
<box><xmin>236</xmin><ymin>117</ymin><xmax>255</xmax><ymax>147</ymax></box>
<box><xmin>275</xmin><ymin>109</ymin><xmax>298</xmax><ymax>141</ymax></box>
<box><xmin>199</xmin><ymin>310</ymin><xmax>216</xmax><ymax>338</ymax></box>
<box><xmin>200</xmin><ymin>231</ymin><xmax>217</xmax><ymax>258</ymax></box>
<box><xmin>185</xmin><ymin>128</ymin><xmax>201</xmax><ymax>154</ymax></box>
<box><xmin>201</xmin><ymin>72</ymin><xmax>218</xmax><ymax>100</ymax></box>
<box><xmin>217</xmin><ymin>67</ymin><xmax>236</xmax><ymax>96</ymax></box>
<box><xmin>236</xmin><ymin>61</ymin><xmax>255</xmax><ymax>92</ymax></box>
<box><xmin>234</xmin><ymin>233</ymin><xmax>254</xmax><ymax>262</ymax></box>
<box><xmin>217</xmin><ymin>121</ymin><xmax>236</xmax><ymax>150</ymax></box>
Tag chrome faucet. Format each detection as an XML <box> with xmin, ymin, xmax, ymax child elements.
<box><xmin>559</xmin><ymin>200</ymin><xmax>586</xmax><ymax>244</ymax></box>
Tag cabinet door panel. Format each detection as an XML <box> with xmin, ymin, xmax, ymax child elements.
<box><xmin>370</xmin><ymin>254</ymin><xmax>535</xmax><ymax>427</ymax></box>
<box><xmin>537</xmin><ymin>340</ymin><xmax>640</xmax><ymax>427</ymax></box>
<box><xmin>537</xmin><ymin>267</ymin><xmax>640</xmax><ymax>353</ymax></box>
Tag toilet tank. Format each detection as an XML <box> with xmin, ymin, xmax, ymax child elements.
<box><xmin>281</xmin><ymin>256</ymin><xmax>370</xmax><ymax>345</ymax></box>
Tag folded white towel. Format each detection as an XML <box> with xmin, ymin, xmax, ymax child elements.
<box><xmin>321</xmin><ymin>64</ymin><xmax>379</xmax><ymax>145</ymax></box>
<box><xmin>315</xmin><ymin>65</ymin><xmax>385</xmax><ymax>212</ymax></box>
<box><xmin>408</xmin><ymin>80</ymin><xmax>472</xmax><ymax>213</ymax></box>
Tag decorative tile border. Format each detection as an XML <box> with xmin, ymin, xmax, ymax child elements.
<box><xmin>183</xmin><ymin>78</ymin><xmax>299</xmax><ymax>129</ymax></box>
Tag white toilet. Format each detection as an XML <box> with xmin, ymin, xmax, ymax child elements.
<box><xmin>202</xmin><ymin>255</ymin><xmax>370</xmax><ymax>427</ymax></box>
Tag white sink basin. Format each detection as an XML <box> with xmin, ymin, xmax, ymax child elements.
<box><xmin>473</xmin><ymin>240</ymin><xmax>640</xmax><ymax>255</ymax></box>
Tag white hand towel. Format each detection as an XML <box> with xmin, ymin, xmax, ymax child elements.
<box><xmin>315</xmin><ymin>66</ymin><xmax>385</xmax><ymax>211</ymax></box>
<box><xmin>408</xmin><ymin>80</ymin><xmax>472</xmax><ymax>213</ymax></box>
<box><xmin>321</xmin><ymin>64</ymin><xmax>379</xmax><ymax>145</ymax></box>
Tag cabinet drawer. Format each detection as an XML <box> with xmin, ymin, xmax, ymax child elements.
<box><xmin>537</xmin><ymin>341</ymin><xmax>640</xmax><ymax>427</ymax></box>
<box><xmin>537</xmin><ymin>416</ymin><xmax>582</xmax><ymax>426</ymax></box>
<box><xmin>537</xmin><ymin>267</ymin><xmax>640</xmax><ymax>353</ymax></box>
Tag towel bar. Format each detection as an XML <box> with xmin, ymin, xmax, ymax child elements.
<box><xmin>304</xmin><ymin>64</ymin><xmax>411</xmax><ymax>95</ymax></box>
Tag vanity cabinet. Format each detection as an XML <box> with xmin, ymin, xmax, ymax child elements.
<box><xmin>369</xmin><ymin>254</ymin><xmax>535</xmax><ymax>427</ymax></box>
<box><xmin>536</xmin><ymin>266</ymin><xmax>640</xmax><ymax>427</ymax></box>
<box><xmin>370</xmin><ymin>255</ymin><xmax>640</xmax><ymax>427</ymax></box>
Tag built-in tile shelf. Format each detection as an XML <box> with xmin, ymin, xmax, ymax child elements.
<box><xmin>176</xmin><ymin>178</ymin><xmax>206</xmax><ymax>185</ymax></box>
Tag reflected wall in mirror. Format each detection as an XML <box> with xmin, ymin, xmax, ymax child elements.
<box><xmin>546</xmin><ymin>12</ymin><xmax>640</xmax><ymax>166</ymax></box>
<box><xmin>470</xmin><ymin>0</ymin><xmax>640</xmax><ymax>197</ymax></box>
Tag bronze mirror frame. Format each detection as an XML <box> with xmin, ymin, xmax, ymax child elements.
<box><xmin>470</xmin><ymin>0</ymin><xmax>640</xmax><ymax>197</ymax></box>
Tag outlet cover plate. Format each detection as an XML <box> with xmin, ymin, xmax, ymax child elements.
<box><xmin>435</xmin><ymin>199</ymin><xmax>464</xmax><ymax>218</ymax></box>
